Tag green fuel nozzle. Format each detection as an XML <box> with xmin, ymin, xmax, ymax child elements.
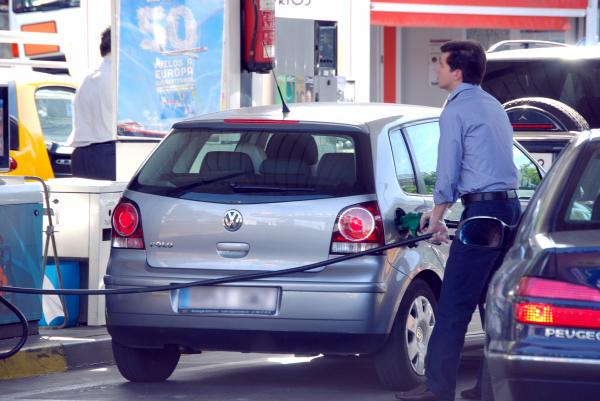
<box><xmin>395</xmin><ymin>210</ymin><xmax>423</xmax><ymax>236</ymax></box>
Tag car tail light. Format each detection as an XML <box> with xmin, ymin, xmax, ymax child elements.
<box><xmin>330</xmin><ymin>201</ymin><xmax>384</xmax><ymax>254</ymax></box>
<box><xmin>511</xmin><ymin>123</ymin><xmax>556</xmax><ymax>131</ymax></box>
<box><xmin>112</xmin><ymin>199</ymin><xmax>144</xmax><ymax>249</ymax></box>
<box><xmin>9</xmin><ymin>157</ymin><xmax>17</xmax><ymax>171</ymax></box>
<box><xmin>518</xmin><ymin>277</ymin><xmax>600</xmax><ymax>303</ymax></box>
<box><xmin>11</xmin><ymin>43</ymin><xmax>19</xmax><ymax>58</ymax></box>
<box><xmin>514</xmin><ymin>277</ymin><xmax>600</xmax><ymax>329</ymax></box>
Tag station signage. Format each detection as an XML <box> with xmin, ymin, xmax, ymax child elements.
<box><xmin>275</xmin><ymin>0</ymin><xmax>340</xmax><ymax>20</ymax></box>
<box><xmin>117</xmin><ymin>0</ymin><xmax>225</xmax><ymax>137</ymax></box>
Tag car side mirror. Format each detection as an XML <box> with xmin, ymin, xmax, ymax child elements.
<box><xmin>457</xmin><ymin>216</ymin><xmax>511</xmax><ymax>248</ymax></box>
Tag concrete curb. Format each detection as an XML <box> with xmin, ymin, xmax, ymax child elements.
<box><xmin>0</xmin><ymin>327</ymin><xmax>113</xmax><ymax>380</ymax></box>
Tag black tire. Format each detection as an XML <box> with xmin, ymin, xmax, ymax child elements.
<box><xmin>481</xmin><ymin>357</ymin><xmax>495</xmax><ymax>401</ymax></box>
<box><xmin>503</xmin><ymin>97</ymin><xmax>589</xmax><ymax>131</ymax></box>
<box><xmin>374</xmin><ymin>279</ymin><xmax>437</xmax><ymax>391</ymax></box>
<box><xmin>112</xmin><ymin>341</ymin><xmax>181</xmax><ymax>382</ymax></box>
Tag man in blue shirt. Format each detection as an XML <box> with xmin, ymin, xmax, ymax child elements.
<box><xmin>396</xmin><ymin>41</ymin><xmax>521</xmax><ymax>401</ymax></box>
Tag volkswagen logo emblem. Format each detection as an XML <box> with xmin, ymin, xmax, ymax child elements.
<box><xmin>223</xmin><ymin>209</ymin><xmax>243</xmax><ymax>232</ymax></box>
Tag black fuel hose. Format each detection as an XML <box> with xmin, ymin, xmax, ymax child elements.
<box><xmin>0</xmin><ymin>233</ymin><xmax>433</xmax><ymax>360</ymax></box>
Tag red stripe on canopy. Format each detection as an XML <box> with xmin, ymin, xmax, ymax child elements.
<box><xmin>372</xmin><ymin>12</ymin><xmax>572</xmax><ymax>30</ymax></box>
<box><xmin>372</xmin><ymin>0</ymin><xmax>587</xmax><ymax>8</ymax></box>
<box><xmin>371</xmin><ymin>0</ymin><xmax>587</xmax><ymax>30</ymax></box>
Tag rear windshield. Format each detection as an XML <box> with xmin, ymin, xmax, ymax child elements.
<box><xmin>130</xmin><ymin>129</ymin><xmax>373</xmax><ymax>203</ymax></box>
<box><xmin>560</xmin><ymin>145</ymin><xmax>600</xmax><ymax>229</ymax></box>
<box><xmin>483</xmin><ymin>59</ymin><xmax>600</xmax><ymax>128</ymax></box>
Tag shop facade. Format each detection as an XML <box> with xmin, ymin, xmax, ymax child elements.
<box><xmin>370</xmin><ymin>0</ymin><xmax>597</xmax><ymax>107</ymax></box>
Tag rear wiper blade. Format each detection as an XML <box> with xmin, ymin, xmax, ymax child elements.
<box><xmin>168</xmin><ymin>172</ymin><xmax>249</xmax><ymax>195</ymax></box>
<box><xmin>230</xmin><ymin>183</ymin><xmax>316</xmax><ymax>192</ymax></box>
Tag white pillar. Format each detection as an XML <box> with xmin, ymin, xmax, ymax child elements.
<box><xmin>586</xmin><ymin>0</ymin><xmax>598</xmax><ymax>45</ymax></box>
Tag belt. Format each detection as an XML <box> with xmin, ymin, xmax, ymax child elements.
<box><xmin>460</xmin><ymin>190</ymin><xmax>517</xmax><ymax>204</ymax></box>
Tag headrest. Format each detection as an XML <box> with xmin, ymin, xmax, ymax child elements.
<box><xmin>316</xmin><ymin>153</ymin><xmax>356</xmax><ymax>186</ymax></box>
<box><xmin>199</xmin><ymin>151</ymin><xmax>254</xmax><ymax>174</ymax></box>
<box><xmin>235</xmin><ymin>142</ymin><xmax>267</xmax><ymax>171</ymax></box>
<box><xmin>259</xmin><ymin>159</ymin><xmax>311</xmax><ymax>177</ymax></box>
<box><xmin>265</xmin><ymin>134</ymin><xmax>318</xmax><ymax>165</ymax></box>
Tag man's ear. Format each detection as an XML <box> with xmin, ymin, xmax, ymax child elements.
<box><xmin>452</xmin><ymin>68</ymin><xmax>463</xmax><ymax>83</ymax></box>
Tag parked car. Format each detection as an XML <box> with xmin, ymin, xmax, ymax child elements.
<box><xmin>483</xmin><ymin>42</ymin><xmax>597</xmax><ymax>167</ymax></box>
<box><xmin>0</xmin><ymin>69</ymin><xmax>76</xmax><ymax>180</ymax></box>
<box><xmin>104</xmin><ymin>102</ymin><xmax>543</xmax><ymax>386</ymax></box>
<box><xmin>461</xmin><ymin>130</ymin><xmax>600</xmax><ymax>401</ymax></box>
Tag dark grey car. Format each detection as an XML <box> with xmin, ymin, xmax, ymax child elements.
<box><xmin>105</xmin><ymin>103</ymin><xmax>543</xmax><ymax>388</ymax></box>
<box><xmin>477</xmin><ymin>130</ymin><xmax>600</xmax><ymax>401</ymax></box>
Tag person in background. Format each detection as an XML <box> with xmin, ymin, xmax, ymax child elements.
<box><xmin>67</xmin><ymin>27</ymin><xmax>115</xmax><ymax>180</ymax></box>
<box><xmin>395</xmin><ymin>40</ymin><xmax>521</xmax><ymax>401</ymax></box>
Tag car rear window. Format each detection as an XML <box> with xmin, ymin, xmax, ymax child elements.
<box><xmin>130</xmin><ymin>129</ymin><xmax>373</xmax><ymax>203</ymax></box>
<box><xmin>483</xmin><ymin>59</ymin><xmax>600</xmax><ymax>128</ymax></box>
<box><xmin>561</xmin><ymin>146</ymin><xmax>600</xmax><ymax>229</ymax></box>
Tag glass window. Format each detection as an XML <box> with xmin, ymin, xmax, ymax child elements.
<box><xmin>402</xmin><ymin>122</ymin><xmax>541</xmax><ymax>198</ymax></box>
<box><xmin>13</xmin><ymin>0</ymin><xmax>80</xmax><ymax>13</ymax></box>
<box><xmin>483</xmin><ymin>59</ymin><xmax>600</xmax><ymax>129</ymax></box>
<box><xmin>513</xmin><ymin>145</ymin><xmax>542</xmax><ymax>199</ymax></box>
<box><xmin>34</xmin><ymin>87</ymin><xmax>75</xmax><ymax>145</ymax></box>
<box><xmin>404</xmin><ymin>122</ymin><xmax>439</xmax><ymax>194</ymax></box>
<box><xmin>564</xmin><ymin>148</ymin><xmax>600</xmax><ymax>224</ymax></box>
<box><xmin>389</xmin><ymin>129</ymin><xmax>417</xmax><ymax>193</ymax></box>
<box><xmin>132</xmin><ymin>130</ymin><xmax>368</xmax><ymax>203</ymax></box>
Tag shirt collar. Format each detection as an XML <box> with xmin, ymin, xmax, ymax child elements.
<box><xmin>446</xmin><ymin>82</ymin><xmax>478</xmax><ymax>104</ymax></box>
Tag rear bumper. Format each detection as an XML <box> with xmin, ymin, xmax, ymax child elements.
<box><xmin>107</xmin><ymin>324</ymin><xmax>386</xmax><ymax>354</ymax></box>
<box><xmin>105</xmin><ymin>276</ymin><xmax>395</xmax><ymax>354</ymax></box>
<box><xmin>487</xmin><ymin>351</ymin><xmax>600</xmax><ymax>401</ymax></box>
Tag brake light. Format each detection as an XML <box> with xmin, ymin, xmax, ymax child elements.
<box><xmin>9</xmin><ymin>157</ymin><xmax>17</xmax><ymax>171</ymax></box>
<box><xmin>514</xmin><ymin>277</ymin><xmax>600</xmax><ymax>329</ymax></box>
<box><xmin>11</xmin><ymin>43</ymin><xmax>19</xmax><ymax>58</ymax></box>
<box><xmin>330</xmin><ymin>201</ymin><xmax>384</xmax><ymax>254</ymax></box>
<box><xmin>515</xmin><ymin>302</ymin><xmax>600</xmax><ymax>329</ymax></box>
<box><xmin>223</xmin><ymin>119</ymin><xmax>299</xmax><ymax>124</ymax></box>
<box><xmin>112</xmin><ymin>199</ymin><xmax>144</xmax><ymax>249</ymax></box>
<box><xmin>511</xmin><ymin>123</ymin><xmax>556</xmax><ymax>130</ymax></box>
<box><xmin>518</xmin><ymin>277</ymin><xmax>600</xmax><ymax>303</ymax></box>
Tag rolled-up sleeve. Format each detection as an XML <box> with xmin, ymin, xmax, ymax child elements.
<box><xmin>433</xmin><ymin>109</ymin><xmax>463</xmax><ymax>205</ymax></box>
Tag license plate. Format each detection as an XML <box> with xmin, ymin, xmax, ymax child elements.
<box><xmin>177</xmin><ymin>286</ymin><xmax>279</xmax><ymax>315</ymax></box>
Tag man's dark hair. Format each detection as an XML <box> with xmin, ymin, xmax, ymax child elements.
<box><xmin>440</xmin><ymin>40</ymin><xmax>486</xmax><ymax>85</ymax></box>
<box><xmin>100</xmin><ymin>27</ymin><xmax>111</xmax><ymax>57</ymax></box>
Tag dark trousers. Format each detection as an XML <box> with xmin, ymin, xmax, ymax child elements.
<box><xmin>425</xmin><ymin>197</ymin><xmax>521</xmax><ymax>400</ymax></box>
<box><xmin>71</xmin><ymin>141</ymin><xmax>116</xmax><ymax>181</ymax></box>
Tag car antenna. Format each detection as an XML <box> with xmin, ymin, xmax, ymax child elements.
<box><xmin>263</xmin><ymin>43</ymin><xmax>290</xmax><ymax>115</ymax></box>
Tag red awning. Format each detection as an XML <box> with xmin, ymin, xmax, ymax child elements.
<box><xmin>371</xmin><ymin>0</ymin><xmax>588</xmax><ymax>31</ymax></box>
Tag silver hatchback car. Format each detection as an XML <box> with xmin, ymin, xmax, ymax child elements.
<box><xmin>105</xmin><ymin>103</ymin><xmax>542</xmax><ymax>387</ymax></box>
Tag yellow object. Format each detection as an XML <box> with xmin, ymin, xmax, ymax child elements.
<box><xmin>0</xmin><ymin>347</ymin><xmax>67</xmax><ymax>379</ymax></box>
<box><xmin>2</xmin><ymin>70</ymin><xmax>77</xmax><ymax>180</ymax></box>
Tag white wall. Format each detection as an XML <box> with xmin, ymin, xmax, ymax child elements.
<box><xmin>370</xmin><ymin>25</ymin><xmax>383</xmax><ymax>102</ymax></box>
<box><xmin>222</xmin><ymin>0</ymin><xmax>240</xmax><ymax>110</ymax></box>
<box><xmin>400</xmin><ymin>28</ymin><xmax>464</xmax><ymax>107</ymax></box>
<box><xmin>274</xmin><ymin>0</ymin><xmax>370</xmax><ymax>102</ymax></box>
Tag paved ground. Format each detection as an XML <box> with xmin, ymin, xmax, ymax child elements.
<box><xmin>1</xmin><ymin>351</ymin><xmax>482</xmax><ymax>401</ymax></box>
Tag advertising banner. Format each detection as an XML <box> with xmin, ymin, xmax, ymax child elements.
<box><xmin>117</xmin><ymin>0</ymin><xmax>225</xmax><ymax>137</ymax></box>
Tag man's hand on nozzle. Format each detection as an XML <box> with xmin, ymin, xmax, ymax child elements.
<box><xmin>419</xmin><ymin>204</ymin><xmax>451</xmax><ymax>244</ymax></box>
<box><xmin>427</xmin><ymin>219</ymin><xmax>449</xmax><ymax>244</ymax></box>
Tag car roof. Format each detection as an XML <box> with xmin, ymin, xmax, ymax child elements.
<box><xmin>173</xmin><ymin>102</ymin><xmax>441</xmax><ymax>129</ymax></box>
<box><xmin>487</xmin><ymin>45</ymin><xmax>600</xmax><ymax>61</ymax></box>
